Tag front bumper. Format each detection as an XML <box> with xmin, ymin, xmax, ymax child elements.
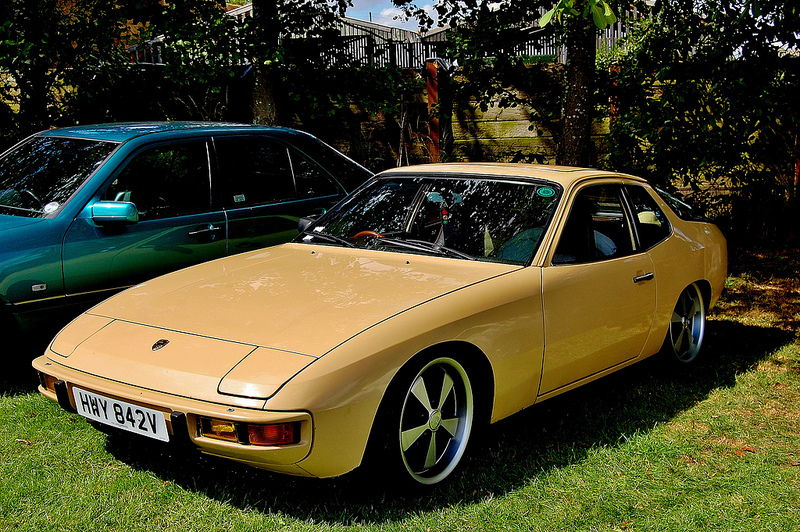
<box><xmin>33</xmin><ymin>355</ymin><xmax>315</xmax><ymax>477</ymax></box>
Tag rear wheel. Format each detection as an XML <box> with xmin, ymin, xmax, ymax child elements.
<box><xmin>663</xmin><ymin>283</ymin><xmax>706</xmax><ymax>364</ymax></box>
<box><xmin>372</xmin><ymin>355</ymin><xmax>475</xmax><ymax>486</ymax></box>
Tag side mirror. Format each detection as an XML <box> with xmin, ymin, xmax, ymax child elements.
<box><xmin>91</xmin><ymin>201</ymin><xmax>139</xmax><ymax>225</ymax></box>
<box><xmin>298</xmin><ymin>214</ymin><xmax>321</xmax><ymax>233</ymax></box>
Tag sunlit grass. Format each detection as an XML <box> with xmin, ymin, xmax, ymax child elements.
<box><xmin>2</xmin><ymin>247</ymin><xmax>799</xmax><ymax>531</ymax></box>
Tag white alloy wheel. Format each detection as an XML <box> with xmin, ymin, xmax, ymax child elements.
<box><xmin>396</xmin><ymin>356</ymin><xmax>474</xmax><ymax>485</ymax></box>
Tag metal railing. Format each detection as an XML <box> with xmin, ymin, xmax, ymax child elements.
<box><xmin>128</xmin><ymin>15</ymin><xmax>633</xmax><ymax>70</ymax></box>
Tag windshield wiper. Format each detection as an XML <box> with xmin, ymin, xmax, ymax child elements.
<box><xmin>378</xmin><ymin>237</ymin><xmax>475</xmax><ymax>260</ymax></box>
<box><xmin>299</xmin><ymin>230</ymin><xmax>356</xmax><ymax>248</ymax></box>
<box><xmin>0</xmin><ymin>203</ymin><xmax>41</xmax><ymax>215</ymax></box>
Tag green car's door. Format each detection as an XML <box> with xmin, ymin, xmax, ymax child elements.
<box><xmin>62</xmin><ymin>140</ymin><xmax>227</xmax><ymax>302</ymax></box>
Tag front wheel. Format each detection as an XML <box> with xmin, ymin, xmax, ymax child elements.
<box><xmin>375</xmin><ymin>355</ymin><xmax>475</xmax><ymax>486</ymax></box>
<box><xmin>663</xmin><ymin>283</ymin><xmax>706</xmax><ymax>364</ymax></box>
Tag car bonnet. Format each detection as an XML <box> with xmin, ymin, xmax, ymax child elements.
<box><xmin>48</xmin><ymin>243</ymin><xmax>517</xmax><ymax>401</ymax></box>
<box><xmin>0</xmin><ymin>213</ymin><xmax>43</xmax><ymax>229</ymax></box>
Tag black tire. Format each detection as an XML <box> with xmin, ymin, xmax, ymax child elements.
<box><xmin>367</xmin><ymin>354</ymin><xmax>475</xmax><ymax>486</ymax></box>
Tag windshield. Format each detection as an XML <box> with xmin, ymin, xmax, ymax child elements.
<box><xmin>298</xmin><ymin>175</ymin><xmax>562</xmax><ymax>265</ymax></box>
<box><xmin>0</xmin><ymin>136</ymin><xmax>116</xmax><ymax>217</ymax></box>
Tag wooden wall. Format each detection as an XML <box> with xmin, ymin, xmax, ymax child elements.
<box><xmin>311</xmin><ymin>73</ymin><xmax>610</xmax><ymax>172</ymax></box>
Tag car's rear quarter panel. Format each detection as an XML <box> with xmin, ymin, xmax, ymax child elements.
<box><xmin>644</xmin><ymin>217</ymin><xmax>727</xmax><ymax>358</ymax></box>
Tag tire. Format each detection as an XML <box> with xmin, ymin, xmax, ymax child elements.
<box><xmin>371</xmin><ymin>355</ymin><xmax>475</xmax><ymax>486</ymax></box>
<box><xmin>662</xmin><ymin>283</ymin><xmax>706</xmax><ymax>365</ymax></box>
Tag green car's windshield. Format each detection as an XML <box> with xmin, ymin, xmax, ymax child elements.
<box><xmin>655</xmin><ymin>187</ymin><xmax>706</xmax><ymax>222</ymax></box>
<box><xmin>0</xmin><ymin>136</ymin><xmax>116</xmax><ymax>217</ymax></box>
<box><xmin>299</xmin><ymin>175</ymin><xmax>562</xmax><ymax>265</ymax></box>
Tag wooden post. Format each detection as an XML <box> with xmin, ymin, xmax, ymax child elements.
<box><xmin>426</xmin><ymin>60</ymin><xmax>440</xmax><ymax>162</ymax></box>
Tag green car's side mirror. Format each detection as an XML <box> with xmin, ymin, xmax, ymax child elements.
<box><xmin>91</xmin><ymin>201</ymin><xmax>139</xmax><ymax>225</ymax></box>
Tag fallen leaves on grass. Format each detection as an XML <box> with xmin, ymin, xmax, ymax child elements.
<box><xmin>733</xmin><ymin>445</ymin><xmax>758</xmax><ymax>457</ymax></box>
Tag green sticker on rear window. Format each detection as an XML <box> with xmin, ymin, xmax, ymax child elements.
<box><xmin>537</xmin><ymin>187</ymin><xmax>555</xmax><ymax>198</ymax></box>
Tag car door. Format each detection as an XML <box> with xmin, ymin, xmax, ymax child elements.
<box><xmin>213</xmin><ymin>136</ymin><xmax>347</xmax><ymax>255</ymax></box>
<box><xmin>62</xmin><ymin>139</ymin><xmax>227</xmax><ymax>300</ymax></box>
<box><xmin>539</xmin><ymin>182</ymin><xmax>657</xmax><ymax>395</ymax></box>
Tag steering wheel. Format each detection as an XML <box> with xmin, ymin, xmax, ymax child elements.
<box><xmin>353</xmin><ymin>230</ymin><xmax>385</xmax><ymax>239</ymax></box>
<box><xmin>20</xmin><ymin>188</ymin><xmax>42</xmax><ymax>208</ymax></box>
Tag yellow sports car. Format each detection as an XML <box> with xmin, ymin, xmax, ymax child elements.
<box><xmin>33</xmin><ymin>164</ymin><xmax>727</xmax><ymax>485</ymax></box>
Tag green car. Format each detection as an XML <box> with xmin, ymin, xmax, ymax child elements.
<box><xmin>0</xmin><ymin>122</ymin><xmax>372</xmax><ymax>343</ymax></box>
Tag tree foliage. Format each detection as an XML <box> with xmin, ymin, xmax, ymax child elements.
<box><xmin>604</xmin><ymin>0</ymin><xmax>800</xmax><ymax>243</ymax></box>
<box><xmin>246</xmin><ymin>0</ymin><xmax>349</xmax><ymax>125</ymax></box>
<box><xmin>0</xmin><ymin>0</ymin><xmax>135</xmax><ymax>142</ymax></box>
<box><xmin>0</xmin><ymin>0</ymin><xmax>241</xmax><ymax>146</ymax></box>
<box><xmin>540</xmin><ymin>0</ymin><xmax>617</xmax><ymax>29</ymax></box>
<box><xmin>406</xmin><ymin>0</ymin><xmax>798</xmax><ymax>242</ymax></box>
<box><xmin>0</xmin><ymin>0</ymin><xmax>420</xmax><ymax>166</ymax></box>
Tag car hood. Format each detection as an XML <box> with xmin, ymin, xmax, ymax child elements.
<box><xmin>0</xmin><ymin>213</ymin><xmax>42</xmax><ymax>230</ymax></box>
<box><xmin>51</xmin><ymin>243</ymin><xmax>516</xmax><ymax>401</ymax></box>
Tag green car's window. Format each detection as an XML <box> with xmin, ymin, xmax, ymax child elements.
<box><xmin>625</xmin><ymin>185</ymin><xmax>671</xmax><ymax>250</ymax></box>
<box><xmin>214</xmin><ymin>137</ymin><xmax>296</xmax><ymax>208</ymax></box>
<box><xmin>553</xmin><ymin>184</ymin><xmax>635</xmax><ymax>265</ymax></box>
<box><xmin>655</xmin><ymin>187</ymin><xmax>706</xmax><ymax>222</ymax></box>
<box><xmin>301</xmin><ymin>176</ymin><xmax>561</xmax><ymax>265</ymax></box>
<box><xmin>292</xmin><ymin>153</ymin><xmax>340</xmax><ymax>198</ymax></box>
<box><xmin>105</xmin><ymin>142</ymin><xmax>211</xmax><ymax>221</ymax></box>
<box><xmin>0</xmin><ymin>136</ymin><xmax>116</xmax><ymax>217</ymax></box>
<box><xmin>295</xmin><ymin>136</ymin><xmax>371</xmax><ymax>191</ymax></box>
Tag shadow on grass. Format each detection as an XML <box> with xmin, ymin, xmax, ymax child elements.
<box><xmin>1</xmin><ymin>338</ymin><xmax>47</xmax><ymax>397</ymax></box>
<box><xmin>2</xmin><ymin>307</ymin><xmax>95</xmax><ymax>396</ymax></box>
<box><xmin>98</xmin><ymin>318</ymin><xmax>793</xmax><ymax>524</ymax></box>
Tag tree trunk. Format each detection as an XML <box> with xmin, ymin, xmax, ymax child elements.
<box><xmin>557</xmin><ymin>13</ymin><xmax>596</xmax><ymax>167</ymax></box>
<box><xmin>251</xmin><ymin>0</ymin><xmax>281</xmax><ymax>126</ymax></box>
<box><xmin>252</xmin><ymin>66</ymin><xmax>279</xmax><ymax>126</ymax></box>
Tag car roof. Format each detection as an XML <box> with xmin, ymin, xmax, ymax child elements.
<box><xmin>37</xmin><ymin>122</ymin><xmax>315</xmax><ymax>143</ymax></box>
<box><xmin>379</xmin><ymin>163</ymin><xmax>647</xmax><ymax>189</ymax></box>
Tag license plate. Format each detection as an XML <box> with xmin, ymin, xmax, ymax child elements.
<box><xmin>72</xmin><ymin>386</ymin><xmax>169</xmax><ymax>442</ymax></box>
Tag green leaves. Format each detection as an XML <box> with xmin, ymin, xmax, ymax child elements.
<box><xmin>540</xmin><ymin>0</ymin><xmax>618</xmax><ymax>29</ymax></box>
<box><xmin>540</xmin><ymin>8</ymin><xmax>556</xmax><ymax>27</ymax></box>
<box><xmin>603</xmin><ymin>0</ymin><xmax>800</xmax><ymax>243</ymax></box>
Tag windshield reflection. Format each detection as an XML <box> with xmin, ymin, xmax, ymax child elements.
<box><xmin>299</xmin><ymin>175</ymin><xmax>562</xmax><ymax>265</ymax></box>
<box><xmin>0</xmin><ymin>136</ymin><xmax>116</xmax><ymax>217</ymax></box>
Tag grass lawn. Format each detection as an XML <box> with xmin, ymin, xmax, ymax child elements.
<box><xmin>1</xmin><ymin>248</ymin><xmax>798</xmax><ymax>531</ymax></box>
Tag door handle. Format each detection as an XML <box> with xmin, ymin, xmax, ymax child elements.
<box><xmin>188</xmin><ymin>224</ymin><xmax>223</xmax><ymax>241</ymax></box>
<box><xmin>633</xmin><ymin>272</ymin><xmax>655</xmax><ymax>283</ymax></box>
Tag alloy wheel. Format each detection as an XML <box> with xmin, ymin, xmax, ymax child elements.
<box><xmin>397</xmin><ymin>356</ymin><xmax>474</xmax><ymax>485</ymax></box>
<box><xmin>667</xmin><ymin>284</ymin><xmax>706</xmax><ymax>364</ymax></box>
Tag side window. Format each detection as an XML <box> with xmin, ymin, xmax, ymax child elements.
<box><xmin>553</xmin><ymin>184</ymin><xmax>634</xmax><ymax>264</ymax></box>
<box><xmin>291</xmin><ymin>150</ymin><xmax>340</xmax><ymax>198</ymax></box>
<box><xmin>626</xmin><ymin>185</ymin><xmax>671</xmax><ymax>250</ymax></box>
<box><xmin>214</xmin><ymin>137</ymin><xmax>296</xmax><ymax>208</ymax></box>
<box><xmin>105</xmin><ymin>141</ymin><xmax>211</xmax><ymax>221</ymax></box>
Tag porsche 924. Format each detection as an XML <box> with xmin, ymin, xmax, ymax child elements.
<box><xmin>33</xmin><ymin>163</ymin><xmax>727</xmax><ymax>485</ymax></box>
